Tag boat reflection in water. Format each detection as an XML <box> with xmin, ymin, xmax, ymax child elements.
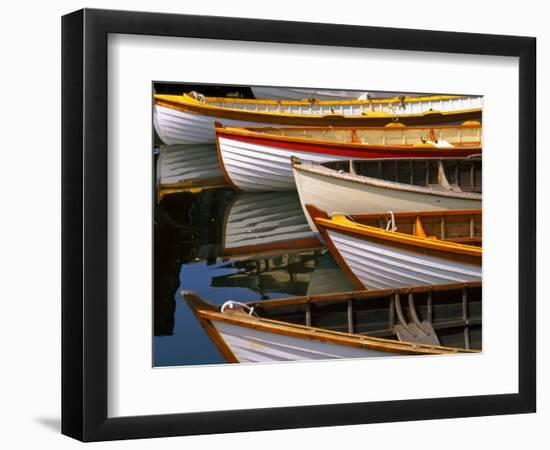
<box><xmin>156</xmin><ymin>144</ymin><xmax>227</xmax><ymax>201</ymax></box>
<box><xmin>154</xmin><ymin>187</ymin><xmax>355</xmax><ymax>366</ymax></box>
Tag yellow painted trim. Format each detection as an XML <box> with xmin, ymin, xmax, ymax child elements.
<box><xmin>222</xmin><ymin>123</ymin><xmax>482</xmax><ymax>132</ymax></box>
<box><xmin>216</xmin><ymin>126</ymin><xmax>482</xmax><ymax>152</ymax></box>
<box><xmin>198</xmin><ymin>309</ymin><xmax>478</xmax><ymax>355</ymax></box>
<box><xmin>154</xmin><ymin>93</ymin><xmax>482</xmax><ymax>121</ymax></box>
<box><xmin>156</xmin><ymin>93</ymin><xmax>472</xmax><ymax>106</ymax></box>
<box><xmin>316</xmin><ymin>215</ymin><xmax>482</xmax><ymax>258</ymax></box>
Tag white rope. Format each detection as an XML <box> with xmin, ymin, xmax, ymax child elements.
<box><xmin>189</xmin><ymin>91</ymin><xmax>206</xmax><ymax>103</ymax></box>
<box><xmin>385</xmin><ymin>211</ymin><xmax>397</xmax><ymax>232</ymax></box>
<box><xmin>221</xmin><ymin>301</ymin><xmax>256</xmax><ymax>316</ymax></box>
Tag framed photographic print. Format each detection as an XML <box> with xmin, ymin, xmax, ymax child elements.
<box><xmin>61</xmin><ymin>8</ymin><xmax>536</xmax><ymax>441</ymax></box>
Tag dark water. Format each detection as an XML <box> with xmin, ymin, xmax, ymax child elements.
<box><xmin>153</xmin><ymin>189</ymin><xmax>354</xmax><ymax>367</ymax></box>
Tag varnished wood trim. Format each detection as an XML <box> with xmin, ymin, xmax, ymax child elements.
<box><xmin>246</xmin><ymin>281</ymin><xmax>482</xmax><ymax>309</ymax></box>
<box><xmin>183</xmin><ymin>291</ymin><xmax>239</xmax><ymax>363</ymax></box>
<box><xmin>156</xmin><ymin>93</ymin><xmax>475</xmax><ymax>107</ymax></box>
<box><xmin>316</xmin><ymin>216</ymin><xmax>482</xmax><ymax>260</ymax></box>
<box><xmin>155</xmin><ymin>97</ymin><xmax>482</xmax><ymax>127</ymax></box>
<box><xmin>198</xmin><ymin>308</ymin><xmax>478</xmax><ymax>356</ymax></box>
<box><xmin>351</xmin><ymin>209</ymin><xmax>482</xmax><ymax>220</ymax></box>
<box><xmin>223</xmin><ymin>123</ymin><xmax>482</xmax><ymax>133</ymax></box>
<box><xmin>215</xmin><ymin>126</ymin><xmax>482</xmax><ymax>154</ymax></box>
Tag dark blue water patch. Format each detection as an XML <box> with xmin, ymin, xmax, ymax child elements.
<box><xmin>154</xmin><ymin>259</ymin><xmax>308</xmax><ymax>367</ymax></box>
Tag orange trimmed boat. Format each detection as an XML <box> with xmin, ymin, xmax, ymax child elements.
<box><xmin>154</xmin><ymin>92</ymin><xmax>483</xmax><ymax>144</ymax></box>
<box><xmin>312</xmin><ymin>208</ymin><xmax>482</xmax><ymax>290</ymax></box>
<box><xmin>292</xmin><ymin>157</ymin><xmax>482</xmax><ymax>233</ymax></box>
<box><xmin>183</xmin><ymin>281</ymin><xmax>480</xmax><ymax>363</ymax></box>
<box><xmin>215</xmin><ymin>123</ymin><xmax>482</xmax><ymax>191</ymax></box>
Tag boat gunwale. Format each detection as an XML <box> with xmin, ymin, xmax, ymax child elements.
<box><xmin>292</xmin><ymin>158</ymin><xmax>482</xmax><ymax>201</ymax></box>
<box><xmin>215</xmin><ymin>126</ymin><xmax>482</xmax><ymax>154</ymax></box>
<box><xmin>220</xmin><ymin>122</ymin><xmax>482</xmax><ymax>133</ymax></box>
<box><xmin>155</xmin><ymin>95</ymin><xmax>483</xmax><ymax>125</ymax></box>
<box><xmin>245</xmin><ymin>280</ymin><xmax>482</xmax><ymax>309</ymax></box>
<box><xmin>192</xmin><ymin>302</ymin><xmax>478</xmax><ymax>356</ymax></box>
<box><xmin>315</xmin><ymin>215</ymin><xmax>482</xmax><ymax>258</ymax></box>
<box><xmin>156</xmin><ymin>93</ymin><xmax>478</xmax><ymax>107</ymax></box>
<box><xmin>347</xmin><ymin>208</ymin><xmax>482</xmax><ymax>220</ymax></box>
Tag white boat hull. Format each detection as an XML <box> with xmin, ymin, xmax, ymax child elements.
<box><xmin>293</xmin><ymin>165</ymin><xmax>482</xmax><ymax>233</ymax></box>
<box><xmin>154</xmin><ymin>105</ymin><xmax>277</xmax><ymax>145</ymax></box>
<box><xmin>326</xmin><ymin>229</ymin><xmax>481</xmax><ymax>290</ymax></box>
<box><xmin>213</xmin><ymin>321</ymin><xmax>392</xmax><ymax>362</ymax></box>
<box><xmin>218</xmin><ymin>137</ymin><xmax>352</xmax><ymax>191</ymax></box>
<box><xmin>155</xmin><ymin>96</ymin><xmax>483</xmax><ymax>144</ymax></box>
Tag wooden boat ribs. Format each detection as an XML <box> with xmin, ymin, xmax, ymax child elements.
<box><xmin>324</xmin><ymin>158</ymin><xmax>482</xmax><ymax>193</ymax></box>
<box><xmin>246</xmin><ymin>282</ymin><xmax>481</xmax><ymax>350</ymax></box>
<box><xmin>183</xmin><ymin>282</ymin><xmax>481</xmax><ymax>363</ymax></box>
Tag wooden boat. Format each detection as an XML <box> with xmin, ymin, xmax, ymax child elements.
<box><xmin>251</xmin><ymin>86</ymin><xmax>370</xmax><ymax>100</ymax></box>
<box><xmin>252</xmin><ymin>87</ymin><xmax>438</xmax><ymax>100</ymax></box>
<box><xmin>156</xmin><ymin>144</ymin><xmax>227</xmax><ymax>200</ymax></box>
<box><xmin>312</xmin><ymin>208</ymin><xmax>482</xmax><ymax>290</ymax></box>
<box><xmin>216</xmin><ymin>122</ymin><xmax>482</xmax><ymax>191</ymax></box>
<box><xmin>154</xmin><ymin>92</ymin><xmax>483</xmax><ymax>144</ymax></box>
<box><xmin>183</xmin><ymin>281</ymin><xmax>480</xmax><ymax>363</ymax></box>
<box><xmin>292</xmin><ymin>156</ymin><xmax>482</xmax><ymax>233</ymax></box>
<box><xmin>222</xmin><ymin>192</ymin><xmax>322</xmax><ymax>257</ymax></box>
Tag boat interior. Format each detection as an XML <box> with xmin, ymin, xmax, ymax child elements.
<box><xmin>306</xmin><ymin>204</ymin><xmax>482</xmax><ymax>247</ymax></box>
<box><xmin>347</xmin><ymin>210</ymin><xmax>482</xmax><ymax>246</ymax></box>
<box><xmin>323</xmin><ymin>157</ymin><xmax>482</xmax><ymax>193</ymax></box>
<box><xmin>248</xmin><ymin>124</ymin><xmax>482</xmax><ymax>147</ymax></box>
<box><xmin>247</xmin><ymin>283</ymin><xmax>482</xmax><ymax>350</ymax></box>
<box><xmin>188</xmin><ymin>93</ymin><xmax>482</xmax><ymax>116</ymax></box>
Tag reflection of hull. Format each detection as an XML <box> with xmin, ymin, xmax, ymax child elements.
<box><xmin>315</xmin><ymin>214</ymin><xmax>482</xmax><ymax>290</ymax></box>
<box><xmin>293</xmin><ymin>158</ymin><xmax>482</xmax><ymax>233</ymax></box>
<box><xmin>156</xmin><ymin>145</ymin><xmax>227</xmax><ymax>199</ymax></box>
<box><xmin>216</xmin><ymin>124</ymin><xmax>482</xmax><ymax>192</ymax></box>
<box><xmin>154</xmin><ymin>93</ymin><xmax>483</xmax><ymax>144</ymax></box>
<box><xmin>222</xmin><ymin>192</ymin><xmax>321</xmax><ymax>257</ymax></box>
<box><xmin>184</xmin><ymin>284</ymin><xmax>480</xmax><ymax>363</ymax></box>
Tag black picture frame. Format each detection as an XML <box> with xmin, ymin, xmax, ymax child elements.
<box><xmin>61</xmin><ymin>8</ymin><xmax>536</xmax><ymax>442</ymax></box>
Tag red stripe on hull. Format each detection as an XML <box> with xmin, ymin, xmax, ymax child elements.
<box><xmin>216</xmin><ymin>132</ymin><xmax>482</xmax><ymax>159</ymax></box>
